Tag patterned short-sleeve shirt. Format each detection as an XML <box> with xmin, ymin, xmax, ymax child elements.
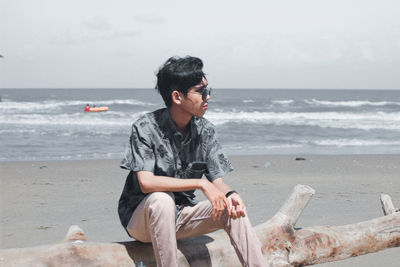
<box><xmin>118</xmin><ymin>108</ymin><xmax>233</xmax><ymax>230</ymax></box>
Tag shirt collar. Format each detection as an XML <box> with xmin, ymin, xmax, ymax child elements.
<box><xmin>160</xmin><ymin>108</ymin><xmax>196</xmax><ymax>141</ymax></box>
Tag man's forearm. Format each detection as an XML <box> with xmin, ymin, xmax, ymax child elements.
<box><xmin>137</xmin><ymin>172</ymin><xmax>234</xmax><ymax>220</ymax></box>
<box><xmin>137</xmin><ymin>171</ymin><xmax>206</xmax><ymax>194</ymax></box>
<box><xmin>212</xmin><ymin>178</ymin><xmax>232</xmax><ymax>195</ymax></box>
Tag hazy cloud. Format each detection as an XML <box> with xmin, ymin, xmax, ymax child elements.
<box><xmin>1</xmin><ymin>0</ymin><xmax>399</xmax><ymax>89</ymax></box>
<box><xmin>49</xmin><ymin>17</ymin><xmax>137</xmax><ymax>46</ymax></box>
<box><xmin>83</xmin><ymin>16</ymin><xmax>114</xmax><ymax>31</ymax></box>
<box><xmin>49</xmin><ymin>30</ymin><xmax>137</xmax><ymax>45</ymax></box>
<box><xmin>133</xmin><ymin>14</ymin><xmax>166</xmax><ymax>24</ymax></box>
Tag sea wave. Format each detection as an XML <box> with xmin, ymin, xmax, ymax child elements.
<box><xmin>0</xmin><ymin>111</ymin><xmax>148</xmax><ymax>126</ymax></box>
<box><xmin>0</xmin><ymin>151</ymin><xmax>124</xmax><ymax>162</ymax></box>
<box><xmin>241</xmin><ymin>99</ymin><xmax>295</xmax><ymax>105</ymax></box>
<box><xmin>205</xmin><ymin>111</ymin><xmax>400</xmax><ymax>130</ymax></box>
<box><xmin>224</xmin><ymin>143</ymin><xmax>304</xmax><ymax>150</ymax></box>
<box><xmin>0</xmin><ymin>129</ymin><xmax>36</xmax><ymax>134</ymax></box>
<box><xmin>272</xmin><ymin>100</ymin><xmax>294</xmax><ymax>105</ymax></box>
<box><xmin>0</xmin><ymin>99</ymin><xmax>156</xmax><ymax>112</ymax></box>
<box><xmin>313</xmin><ymin>139</ymin><xmax>400</xmax><ymax>147</ymax></box>
<box><xmin>304</xmin><ymin>99</ymin><xmax>400</xmax><ymax>107</ymax></box>
<box><xmin>2</xmin><ymin>110</ymin><xmax>400</xmax><ymax>131</ymax></box>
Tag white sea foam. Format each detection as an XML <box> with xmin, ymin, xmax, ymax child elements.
<box><xmin>0</xmin><ymin>111</ymin><xmax>148</xmax><ymax>126</ymax></box>
<box><xmin>2</xmin><ymin>110</ymin><xmax>400</xmax><ymax>130</ymax></box>
<box><xmin>225</xmin><ymin>143</ymin><xmax>304</xmax><ymax>151</ymax></box>
<box><xmin>304</xmin><ymin>99</ymin><xmax>400</xmax><ymax>107</ymax></box>
<box><xmin>272</xmin><ymin>100</ymin><xmax>294</xmax><ymax>105</ymax></box>
<box><xmin>0</xmin><ymin>129</ymin><xmax>36</xmax><ymax>134</ymax></box>
<box><xmin>243</xmin><ymin>100</ymin><xmax>255</xmax><ymax>103</ymax></box>
<box><xmin>313</xmin><ymin>139</ymin><xmax>400</xmax><ymax>147</ymax></box>
<box><xmin>0</xmin><ymin>99</ymin><xmax>155</xmax><ymax>112</ymax></box>
<box><xmin>205</xmin><ymin>111</ymin><xmax>400</xmax><ymax>130</ymax></box>
<box><xmin>247</xmin><ymin>144</ymin><xmax>303</xmax><ymax>149</ymax></box>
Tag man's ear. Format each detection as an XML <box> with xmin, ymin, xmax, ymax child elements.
<box><xmin>171</xmin><ymin>90</ymin><xmax>182</xmax><ymax>104</ymax></box>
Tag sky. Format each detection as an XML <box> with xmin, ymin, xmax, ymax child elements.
<box><xmin>1</xmin><ymin>0</ymin><xmax>400</xmax><ymax>89</ymax></box>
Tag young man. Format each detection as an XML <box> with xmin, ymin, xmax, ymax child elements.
<box><xmin>118</xmin><ymin>56</ymin><xmax>265</xmax><ymax>267</ymax></box>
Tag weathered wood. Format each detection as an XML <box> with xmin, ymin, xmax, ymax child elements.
<box><xmin>1</xmin><ymin>184</ymin><xmax>399</xmax><ymax>267</ymax></box>
<box><xmin>289</xmin><ymin>213</ymin><xmax>400</xmax><ymax>266</ymax></box>
<box><xmin>256</xmin><ymin>184</ymin><xmax>315</xmax><ymax>266</ymax></box>
<box><xmin>381</xmin><ymin>193</ymin><xmax>396</xmax><ymax>215</ymax></box>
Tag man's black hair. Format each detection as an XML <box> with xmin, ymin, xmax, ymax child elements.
<box><xmin>155</xmin><ymin>56</ymin><xmax>205</xmax><ymax>107</ymax></box>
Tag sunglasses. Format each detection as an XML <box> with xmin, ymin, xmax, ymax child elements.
<box><xmin>190</xmin><ymin>87</ymin><xmax>212</xmax><ymax>101</ymax></box>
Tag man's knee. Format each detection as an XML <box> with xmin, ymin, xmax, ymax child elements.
<box><xmin>221</xmin><ymin>210</ymin><xmax>250</xmax><ymax>229</ymax></box>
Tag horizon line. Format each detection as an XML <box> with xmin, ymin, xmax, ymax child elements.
<box><xmin>1</xmin><ymin>87</ymin><xmax>400</xmax><ymax>90</ymax></box>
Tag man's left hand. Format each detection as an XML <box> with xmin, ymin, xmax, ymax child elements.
<box><xmin>227</xmin><ymin>193</ymin><xmax>246</xmax><ymax>219</ymax></box>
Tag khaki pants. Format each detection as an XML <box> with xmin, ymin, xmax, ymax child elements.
<box><xmin>127</xmin><ymin>192</ymin><xmax>266</xmax><ymax>267</ymax></box>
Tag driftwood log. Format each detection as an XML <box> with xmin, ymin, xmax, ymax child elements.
<box><xmin>1</xmin><ymin>184</ymin><xmax>399</xmax><ymax>266</ymax></box>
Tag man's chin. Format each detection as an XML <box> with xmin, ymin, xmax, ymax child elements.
<box><xmin>196</xmin><ymin>110</ymin><xmax>206</xmax><ymax>117</ymax></box>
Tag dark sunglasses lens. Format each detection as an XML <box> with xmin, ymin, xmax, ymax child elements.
<box><xmin>202</xmin><ymin>88</ymin><xmax>211</xmax><ymax>101</ymax></box>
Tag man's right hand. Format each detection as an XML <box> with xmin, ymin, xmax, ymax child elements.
<box><xmin>199</xmin><ymin>180</ymin><xmax>231</xmax><ymax>221</ymax></box>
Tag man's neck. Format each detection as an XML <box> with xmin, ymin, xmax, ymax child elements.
<box><xmin>169</xmin><ymin>105</ymin><xmax>192</xmax><ymax>133</ymax></box>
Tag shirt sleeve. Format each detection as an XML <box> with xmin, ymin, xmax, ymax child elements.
<box><xmin>204</xmin><ymin>126</ymin><xmax>233</xmax><ymax>181</ymax></box>
<box><xmin>120</xmin><ymin>123</ymin><xmax>155</xmax><ymax>173</ymax></box>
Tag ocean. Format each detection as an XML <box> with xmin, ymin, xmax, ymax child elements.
<box><xmin>1</xmin><ymin>88</ymin><xmax>399</xmax><ymax>162</ymax></box>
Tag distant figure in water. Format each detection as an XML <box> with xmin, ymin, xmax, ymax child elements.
<box><xmin>84</xmin><ymin>104</ymin><xmax>90</xmax><ymax>112</ymax></box>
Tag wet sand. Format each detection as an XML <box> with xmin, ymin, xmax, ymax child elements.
<box><xmin>1</xmin><ymin>155</ymin><xmax>399</xmax><ymax>266</ymax></box>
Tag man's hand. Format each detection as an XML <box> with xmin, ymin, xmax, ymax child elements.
<box><xmin>227</xmin><ymin>193</ymin><xmax>246</xmax><ymax>219</ymax></box>
<box><xmin>200</xmin><ymin>180</ymin><xmax>231</xmax><ymax>221</ymax></box>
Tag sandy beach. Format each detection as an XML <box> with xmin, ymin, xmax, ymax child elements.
<box><xmin>1</xmin><ymin>155</ymin><xmax>399</xmax><ymax>266</ymax></box>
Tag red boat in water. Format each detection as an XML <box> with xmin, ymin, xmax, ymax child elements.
<box><xmin>84</xmin><ymin>105</ymin><xmax>108</xmax><ymax>112</ymax></box>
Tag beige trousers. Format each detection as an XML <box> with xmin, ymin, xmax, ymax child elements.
<box><xmin>127</xmin><ymin>192</ymin><xmax>266</xmax><ymax>267</ymax></box>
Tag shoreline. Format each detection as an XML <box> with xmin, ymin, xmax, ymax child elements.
<box><xmin>1</xmin><ymin>154</ymin><xmax>399</xmax><ymax>266</ymax></box>
<box><xmin>2</xmin><ymin>152</ymin><xmax>400</xmax><ymax>163</ymax></box>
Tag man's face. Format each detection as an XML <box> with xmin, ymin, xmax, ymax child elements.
<box><xmin>181</xmin><ymin>77</ymin><xmax>210</xmax><ymax>117</ymax></box>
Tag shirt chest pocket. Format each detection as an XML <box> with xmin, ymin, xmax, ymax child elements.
<box><xmin>184</xmin><ymin>161</ymin><xmax>207</xmax><ymax>178</ymax></box>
